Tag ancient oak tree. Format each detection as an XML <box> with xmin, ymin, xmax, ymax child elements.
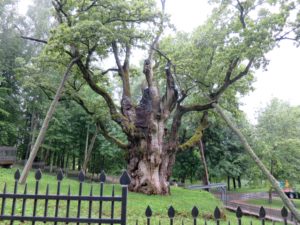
<box><xmin>23</xmin><ymin>0</ymin><xmax>300</xmax><ymax>194</ymax></box>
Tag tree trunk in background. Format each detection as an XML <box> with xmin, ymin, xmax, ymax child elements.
<box><xmin>72</xmin><ymin>154</ymin><xmax>76</xmax><ymax>170</ymax></box>
<box><xmin>60</xmin><ymin>152</ymin><xmax>64</xmax><ymax>168</ymax></box>
<box><xmin>214</xmin><ymin>103</ymin><xmax>300</xmax><ymax>222</ymax></box>
<box><xmin>49</xmin><ymin>152</ymin><xmax>54</xmax><ymax>173</ymax></box>
<box><xmin>43</xmin><ymin>148</ymin><xmax>49</xmax><ymax>163</ymax></box>
<box><xmin>84</xmin><ymin>126</ymin><xmax>89</xmax><ymax>167</ymax></box>
<box><xmin>237</xmin><ymin>176</ymin><xmax>241</xmax><ymax>188</ymax></box>
<box><xmin>269</xmin><ymin>187</ymin><xmax>273</xmax><ymax>204</ymax></box>
<box><xmin>65</xmin><ymin>153</ymin><xmax>69</xmax><ymax>171</ymax></box>
<box><xmin>56</xmin><ymin>153</ymin><xmax>60</xmax><ymax>167</ymax></box>
<box><xmin>233</xmin><ymin>177</ymin><xmax>236</xmax><ymax>189</ymax></box>
<box><xmin>199</xmin><ymin>139</ymin><xmax>209</xmax><ymax>187</ymax></box>
<box><xmin>82</xmin><ymin>125</ymin><xmax>99</xmax><ymax>173</ymax></box>
<box><xmin>19</xmin><ymin>58</ymin><xmax>78</xmax><ymax>184</ymax></box>
<box><xmin>78</xmin><ymin>157</ymin><xmax>81</xmax><ymax>171</ymax></box>
<box><xmin>227</xmin><ymin>176</ymin><xmax>231</xmax><ymax>191</ymax></box>
<box><xmin>25</xmin><ymin>112</ymin><xmax>39</xmax><ymax>160</ymax></box>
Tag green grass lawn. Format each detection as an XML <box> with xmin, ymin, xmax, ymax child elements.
<box><xmin>0</xmin><ymin>168</ymin><xmax>278</xmax><ymax>225</ymax></box>
<box><xmin>246</xmin><ymin>198</ymin><xmax>300</xmax><ymax>210</ymax></box>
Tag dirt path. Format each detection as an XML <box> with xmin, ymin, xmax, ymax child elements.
<box><xmin>215</xmin><ymin>192</ymin><xmax>297</xmax><ymax>224</ymax></box>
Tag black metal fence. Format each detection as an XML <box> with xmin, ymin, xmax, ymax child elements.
<box><xmin>0</xmin><ymin>169</ymin><xmax>130</xmax><ymax>224</ymax></box>
<box><xmin>141</xmin><ymin>205</ymin><xmax>290</xmax><ymax>225</ymax></box>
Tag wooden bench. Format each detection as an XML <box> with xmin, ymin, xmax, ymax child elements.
<box><xmin>0</xmin><ymin>146</ymin><xmax>17</xmax><ymax>167</ymax></box>
<box><xmin>0</xmin><ymin>169</ymin><xmax>130</xmax><ymax>224</ymax></box>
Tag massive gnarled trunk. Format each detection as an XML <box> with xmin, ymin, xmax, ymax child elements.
<box><xmin>119</xmin><ymin>60</ymin><xmax>176</xmax><ymax>193</ymax></box>
<box><xmin>127</xmin><ymin>136</ymin><xmax>175</xmax><ymax>194</ymax></box>
<box><xmin>124</xmin><ymin>87</ymin><xmax>176</xmax><ymax>194</ymax></box>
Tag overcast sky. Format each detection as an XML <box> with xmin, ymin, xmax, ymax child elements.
<box><xmin>18</xmin><ymin>0</ymin><xmax>300</xmax><ymax>123</ymax></box>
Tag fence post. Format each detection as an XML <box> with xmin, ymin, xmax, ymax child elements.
<box><xmin>236</xmin><ymin>206</ymin><xmax>243</xmax><ymax>225</ymax></box>
<box><xmin>77</xmin><ymin>171</ymin><xmax>85</xmax><ymax>225</ymax></box>
<box><xmin>120</xmin><ymin>171</ymin><xmax>130</xmax><ymax>225</ymax></box>
<box><xmin>66</xmin><ymin>185</ymin><xmax>71</xmax><ymax>223</ymax></box>
<box><xmin>192</xmin><ymin>206</ymin><xmax>199</xmax><ymax>225</ymax></box>
<box><xmin>259</xmin><ymin>207</ymin><xmax>266</xmax><ymax>225</ymax></box>
<box><xmin>54</xmin><ymin>169</ymin><xmax>64</xmax><ymax>225</ymax></box>
<box><xmin>281</xmin><ymin>207</ymin><xmax>288</xmax><ymax>225</ymax></box>
<box><xmin>168</xmin><ymin>206</ymin><xmax>175</xmax><ymax>225</ymax></box>
<box><xmin>214</xmin><ymin>207</ymin><xmax>221</xmax><ymax>225</ymax></box>
<box><xmin>145</xmin><ymin>206</ymin><xmax>152</xmax><ymax>225</ymax></box>
<box><xmin>10</xmin><ymin>169</ymin><xmax>20</xmax><ymax>224</ymax></box>
<box><xmin>0</xmin><ymin>183</ymin><xmax>7</xmax><ymax>216</ymax></box>
<box><xmin>33</xmin><ymin>169</ymin><xmax>42</xmax><ymax>225</ymax></box>
<box><xmin>21</xmin><ymin>183</ymin><xmax>27</xmax><ymax>222</ymax></box>
<box><xmin>99</xmin><ymin>171</ymin><xmax>106</xmax><ymax>225</ymax></box>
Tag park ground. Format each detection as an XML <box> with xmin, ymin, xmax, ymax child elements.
<box><xmin>0</xmin><ymin>167</ymin><xmax>285</xmax><ymax>225</ymax></box>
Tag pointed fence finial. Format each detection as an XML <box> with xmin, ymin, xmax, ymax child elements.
<box><xmin>191</xmin><ymin>206</ymin><xmax>199</xmax><ymax>218</ymax></box>
<box><xmin>168</xmin><ymin>206</ymin><xmax>175</xmax><ymax>218</ymax></box>
<box><xmin>35</xmin><ymin>169</ymin><xmax>42</xmax><ymax>180</ymax></box>
<box><xmin>57</xmin><ymin>169</ymin><xmax>64</xmax><ymax>181</ymax></box>
<box><xmin>120</xmin><ymin>170</ymin><xmax>131</xmax><ymax>185</ymax></box>
<box><xmin>281</xmin><ymin>206</ymin><xmax>288</xmax><ymax>218</ymax></box>
<box><xmin>259</xmin><ymin>206</ymin><xmax>266</xmax><ymax>219</ymax></box>
<box><xmin>145</xmin><ymin>206</ymin><xmax>152</xmax><ymax>217</ymax></box>
<box><xmin>78</xmin><ymin>170</ymin><xmax>85</xmax><ymax>182</ymax></box>
<box><xmin>14</xmin><ymin>169</ymin><xmax>20</xmax><ymax>181</ymax></box>
<box><xmin>99</xmin><ymin>170</ymin><xmax>106</xmax><ymax>183</ymax></box>
<box><xmin>236</xmin><ymin>206</ymin><xmax>243</xmax><ymax>218</ymax></box>
<box><xmin>214</xmin><ymin>207</ymin><xmax>221</xmax><ymax>220</ymax></box>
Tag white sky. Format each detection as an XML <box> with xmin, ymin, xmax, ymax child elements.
<box><xmin>18</xmin><ymin>0</ymin><xmax>300</xmax><ymax>123</ymax></box>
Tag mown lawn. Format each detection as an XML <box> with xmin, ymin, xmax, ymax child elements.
<box><xmin>0</xmin><ymin>168</ymin><xmax>277</xmax><ymax>225</ymax></box>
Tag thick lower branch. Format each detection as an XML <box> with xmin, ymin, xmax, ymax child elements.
<box><xmin>178</xmin><ymin>112</ymin><xmax>209</xmax><ymax>151</ymax></box>
<box><xmin>98</xmin><ymin>122</ymin><xmax>128</xmax><ymax>150</ymax></box>
<box><xmin>161</xmin><ymin>62</ymin><xmax>178</xmax><ymax>116</ymax></box>
<box><xmin>76</xmin><ymin>59</ymin><xmax>123</xmax><ymax>121</ymax></box>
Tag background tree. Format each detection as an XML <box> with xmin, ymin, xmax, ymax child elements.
<box><xmin>256</xmin><ymin>98</ymin><xmax>300</xmax><ymax>183</ymax></box>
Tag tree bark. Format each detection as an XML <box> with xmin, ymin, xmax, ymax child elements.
<box><xmin>72</xmin><ymin>154</ymin><xmax>76</xmax><ymax>171</ymax></box>
<box><xmin>49</xmin><ymin>152</ymin><xmax>54</xmax><ymax>173</ymax></box>
<box><xmin>82</xmin><ymin>125</ymin><xmax>99</xmax><ymax>173</ymax></box>
<box><xmin>19</xmin><ymin>57</ymin><xmax>79</xmax><ymax>184</ymax></box>
<box><xmin>199</xmin><ymin>139</ymin><xmax>209</xmax><ymax>187</ymax></box>
<box><xmin>213</xmin><ymin>103</ymin><xmax>300</xmax><ymax>222</ymax></box>
<box><xmin>25</xmin><ymin>112</ymin><xmax>39</xmax><ymax>160</ymax></box>
<box><xmin>233</xmin><ymin>177</ymin><xmax>236</xmax><ymax>189</ymax></box>
<box><xmin>127</xmin><ymin>118</ymin><xmax>175</xmax><ymax>195</ymax></box>
<box><xmin>237</xmin><ymin>176</ymin><xmax>241</xmax><ymax>188</ymax></box>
